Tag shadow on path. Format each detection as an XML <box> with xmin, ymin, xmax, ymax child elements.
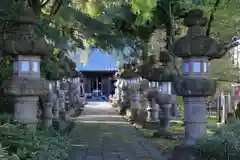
<box><xmin>68</xmin><ymin>102</ymin><xmax>165</xmax><ymax>160</ymax></box>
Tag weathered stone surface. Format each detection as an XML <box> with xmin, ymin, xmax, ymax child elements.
<box><xmin>4</xmin><ymin>77</ymin><xmax>49</xmax><ymax>96</ymax></box>
<box><xmin>172</xmin><ymin>9</ymin><xmax>222</xmax><ymax>59</ymax></box>
<box><xmin>173</xmin><ymin>77</ymin><xmax>216</xmax><ymax>97</ymax></box>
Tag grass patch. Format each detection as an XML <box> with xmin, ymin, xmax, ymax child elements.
<box><xmin>140</xmin><ymin>118</ymin><xmax>218</xmax><ymax>157</ymax></box>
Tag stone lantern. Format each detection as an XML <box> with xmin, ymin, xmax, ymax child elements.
<box><xmin>3</xmin><ymin>7</ymin><xmax>52</xmax><ymax>130</ymax></box>
<box><xmin>60</xmin><ymin>78</ymin><xmax>69</xmax><ymax>91</ymax></box>
<box><xmin>72</xmin><ymin>71</ymin><xmax>82</xmax><ymax>95</ymax></box>
<box><xmin>139</xmin><ymin>54</ymin><xmax>174</xmax><ymax>133</ymax></box>
<box><xmin>127</xmin><ymin>76</ymin><xmax>141</xmax><ymax>121</ymax></box>
<box><xmin>119</xmin><ymin>63</ymin><xmax>141</xmax><ymax>121</ymax></box>
<box><xmin>118</xmin><ymin>64</ymin><xmax>136</xmax><ymax>115</ymax></box>
<box><xmin>146</xmin><ymin>81</ymin><xmax>160</xmax><ymax>122</ymax></box>
<box><xmin>118</xmin><ymin>77</ymin><xmax>129</xmax><ymax>114</ymax></box>
<box><xmin>153</xmin><ymin>51</ymin><xmax>176</xmax><ymax>138</ymax></box>
<box><xmin>172</xmin><ymin>9</ymin><xmax>224</xmax><ymax>145</ymax></box>
<box><xmin>70</xmin><ymin>71</ymin><xmax>84</xmax><ymax>109</ymax></box>
<box><xmin>113</xmin><ymin>72</ymin><xmax>122</xmax><ymax>106</ymax></box>
<box><xmin>137</xmin><ymin>78</ymin><xmax>149</xmax><ymax>122</ymax></box>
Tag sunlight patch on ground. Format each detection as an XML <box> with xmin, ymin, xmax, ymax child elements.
<box><xmin>85</xmin><ymin>102</ymin><xmax>112</xmax><ymax>109</ymax></box>
<box><xmin>76</xmin><ymin>115</ymin><xmax>122</xmax><ymax>119</ymax></box>
<box><xmin>76</xmin><ymin>120</ymin><xmax>131</xmax><ymax>124</ymax></box>
<box><xmin>71</xmin><ymin>144</ymin><xmax>88</xmax><ymax>147</ymax></box>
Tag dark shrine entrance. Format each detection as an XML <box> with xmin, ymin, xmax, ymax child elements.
<box><xmin>90</xmin><ymin>77</ymin><xmax>102</xmax><ymax>93</ymax></box>
<box><xmin>81</xmin><ymin>71</ymin><xmax>116</xmax><ymax>97</ymax></box>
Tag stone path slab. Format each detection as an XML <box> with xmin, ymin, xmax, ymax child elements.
<box><xmin>68</xmin><ymin>102</ymin><xmax>165</xmax><ymax>160</ymax></box>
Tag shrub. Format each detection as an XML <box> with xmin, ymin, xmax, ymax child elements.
<box><xmin>194</xmin><ymin>120</ymin><xmax>240</xmax><ymax>160</ymax></box>
<box><xmin>0</xmin><ymin>122</ymin><xmax>70</xmax><ymax>160</ymax></box>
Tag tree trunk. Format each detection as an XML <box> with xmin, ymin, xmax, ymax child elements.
<box><xmin>165</xmin><ymin>1</ymin><xmax>174</xmax><ymax>50</ymax></box>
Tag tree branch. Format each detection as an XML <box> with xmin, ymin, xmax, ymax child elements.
<box><xmin>50</xmin><ymin>0</ymin><xmax>63</xmax><ymax>16</ymax></box>
<box><xmin>41</xmin><ymin>0</ymin><xmax>50</xmax><ymax>8</ymax></box>
<box><xmin>206</xmin><ymin>0</ymin><xmax>221</xmax><ymax>36</ymax></box>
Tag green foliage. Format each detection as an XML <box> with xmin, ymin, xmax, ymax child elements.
<box><xmin>131</xmin><ymin>0</ymin><xmax>157</xmax><ymax>24</ymax></box>
<box><xmin>0</xmin><ymin>122</ymin><xmax>70</xmax><ymax>160</ymax></box>
<box><xmin>176</xmin><ymin>96</ymin><xmax>184</xmax><ymax>115</ymax></box>
<box><xmin>194</xmin><ymin>120</ymin><xmax>240</xmax><ymax>160</ymax></box>
<box><xmin>0</xmin><ymin>57</ymin><xmax>14</xmax><ymax>114</ymax></box>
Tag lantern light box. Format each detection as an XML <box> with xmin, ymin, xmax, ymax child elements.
<box><xmin>13</xmin><ymin>60</ymin><xmax>40</xmax><ymax>75</ymax></box>
<box><xmin>183</xmin><ymin>60</ymin><xmax>208</xmax><ymax>73</ymax></box>
<box><xmin>32</xmin><ymin>61</ymin><xmax>39</xmax><ymax>72</ymax></box>
<box><xmin>158</xmin><ymin>82</ymin><xmax>171</xmax><ymax>95</ymax></box>
<box><xmin>21</xmin><ymin>61</ymin><xmax>30</xmax><ymax>72</ymax></box>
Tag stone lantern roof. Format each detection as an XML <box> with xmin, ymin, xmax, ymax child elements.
<box><xmin>172</xmin><ymin>9</ymin><xmax>224</xmax><ymax>59</ymax></box>
<box><xmin>138</xmin><ymin>53</ymin><xmax>173</xmax><ymax>82</ymax></box>
<box><xmin>119</xmin><ymin>63</ymin><xmax>139</xmax><ymax>79</ymax></box>
<box><xmin>4</xmin><ymin>7</ymin><xmax>53</xmax><ymax>56</ymax></box>
<box><xmin>17</xmin><ymin>6</ymin><xmax>37</xmax><ymax>24</ymax></box>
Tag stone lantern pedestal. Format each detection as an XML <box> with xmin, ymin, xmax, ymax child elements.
<box><xmin>172</xmin><ymin>9</ymin><xmax>224</xmax><ymax>146</ymax></box>
<box><xmin>119</xmin><ymin>79</ymin><xmax>130</xmax><ymax>115</ymax></box>
<box><xmin>146</xmin><ymin>82</ymin><xmax>159</xmax><ymax>122</ymax></box>
<box><xmin>42</xmin><ymin>81</ymin><xmax>54</xmax><ymax>129</ymax></box>
<box><xmin>155</xmin><ymin>82</ymin><xmax>175</xmax><ymax>138</ymax></box>
<box><xmin>127</xmin><ymin>78</ymin><xmax>141</xmax><ymax>121</ymax></box>
<box><xmin>60</xmin><ymin>79</ymin><xmax>69</xmax><ymax>103</ymax></box>
<box><xmin>58</xmin><ymin>89</ymin><xmax>66</xmax><ymax>121</ymax></box>
<box><xmin>138</xmin><ymin>79</ymin><xmax>149</xmax><ymax>122</ymax></box>
<box><xmin>115</xmin><ymin>79</ymin><xmax>122</xmax><ymax>106</ymax></box>
<box><xmin>52</xmin><ymin>80</ymin><xmax>60</xmax><ymax>130</ymax></box>
<box><xmin>3</xmin><ymin>7</ymin><xmax>52</xmax><ymax>131</ymax></box>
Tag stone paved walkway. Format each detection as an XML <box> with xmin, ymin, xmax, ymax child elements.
<box><xmin>68</xmin><ymin>102</ymin><xmax>165</xmax><ymax>160</ymax></box>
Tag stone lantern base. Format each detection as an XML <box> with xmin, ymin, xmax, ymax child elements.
<box><xmin>126</xmin><ymin>107</ymin><xmax>139</xmax><ymax>121</ymax></box>
<box><xmin>14</xmin><ymin>96</ymin><xmax>39</xmax><ymax>131</ymax></box>
<box><xmin>146</xmin><ymin>100</ymin><xmax>159</xmax><ymax>122</ymax></box>
<box><xmin>137</xmin><ymin>97</ymin><xmax>148</xmax><ymax>122</ymax></box>
<box><xmin>4</xmin><ymin>77</ymin><xmax>48</xmax><ymax>131</ymax></box>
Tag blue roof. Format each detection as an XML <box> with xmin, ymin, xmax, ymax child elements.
<box><xmin>76</xmin><ymin>48</ymin><xmax>118</xmax><ymax>71</ymax></box>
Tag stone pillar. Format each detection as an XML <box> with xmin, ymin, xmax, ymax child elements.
<box><xmin>119</xmin><ymin>80</ymin><xmax>129</xmax><ymax>114</ymax></box>
<box><xmin>116</xmin><ymin>79</ymin><xmax>122</xmax><ymax>105</ymax></box>
<box><xmin>43</xmin><ymin>102</ymin><xmax>53</xmax><ymax>129</ymax></box>
<box><xmin>147</xmin><ymin>99</ymin><xmax>159</xmax><ymax>122</ymax></box>
<box><xmin>139</xmin><ymin>91</ymin><xmax>148</xmax><ymax>121</ymax></box>
<box><xmin>60</xmin><ymin>79</ymin><xmax>69</xmax><ymax>108</ymax></box>
<box><xmin>146</xmin><ymin>82</ymin><xmax>159</xmax><ymax>122</ymax></box>
<box><xmin>183</xmin><ymin>97</ymin><xmax>207</xmax><ymax>145</ymax></box>
<box><xmin>68</xmin><ymin>81</ymin><xmax>75</xmax><ymax>108</ymax></box>
<box><xmin>52</xmin><ymin>81</ymin><xmax>60</xmax><ymax>130</ymax></box>
<box><xmin>156</xmin><ymin>82</ymin><xmax>173</xmax><ymax>133</ymax></box>
<box><xmin>42</xmin><ymin>81</ymin><xmax>54</xmax><ymax>129</ymax></box>
<box><xmin>137</xmin><ymin>79</ymin><xmax>149</xmax><ymax>122</ymax></box>
<box><xmin>129</xmin><ymin>78</ymin><xmax>141</xmax><ymax>121</ymax></box>
<box><xmin>59</xmin><ymin>90</ymin><xmax>66</xmax><ymax>121</ymax></box>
